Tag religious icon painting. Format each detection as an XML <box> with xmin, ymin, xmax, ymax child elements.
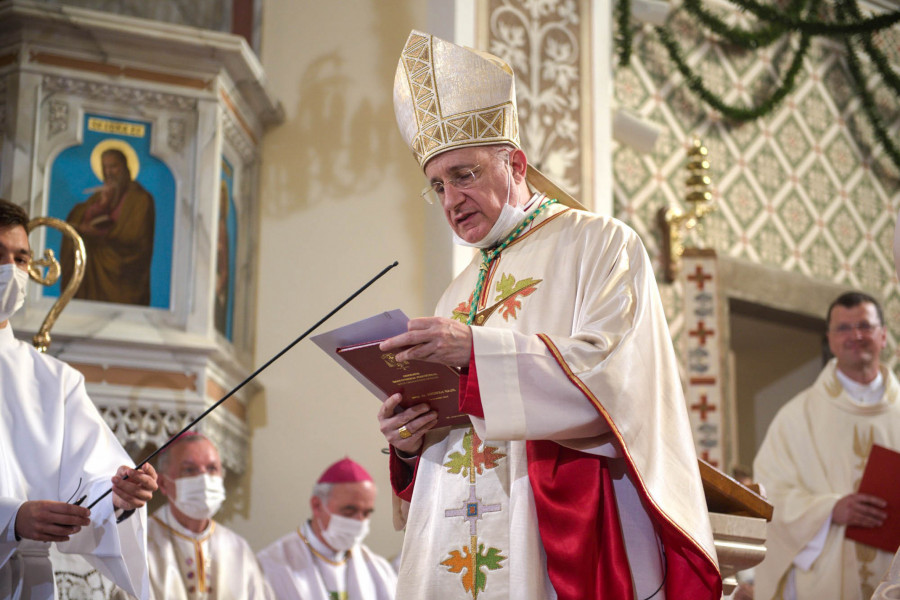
<box><xmin>215</xmin><ymin>157</ymin><xmax>238</xmax><ymax>341</ymax></box>
<box><xmin>46</xmin><ymin>112</ymin><xmax>175</xmax><ymax>309</ymax></box>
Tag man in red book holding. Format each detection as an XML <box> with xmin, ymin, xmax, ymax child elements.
<box><xmin>376</xmin><ymin>30</ymin><xmax>721</xmax><ymax>600</ymax></box>
<box><xmin>754</xmin><ymin>291</ymin><xmax>900</xmax><ymax>599</ymax></box>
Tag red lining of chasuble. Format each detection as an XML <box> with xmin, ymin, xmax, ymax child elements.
<box><xmin>389</xmin><ymin>447</ymin><xmax>418</xmax><ymax>502</ymax></box>
<box><xmin>527</xmin><ymin>441</ymin><xmax>634</xmax><ymax>600</ymax></box>
<box><xmin>534</xmin><ymin>335</ymin><xmax>722</xmax><ymax>599</ymax></box>
<box><xmin>458</xmin><ymin>346</ymin><xmax>485</xmax><ymax>419</ymax></box>
<box><xmin>655</xmin><ymin>510</ymin><xmax>723</xmax><ymax>599</ymax></box>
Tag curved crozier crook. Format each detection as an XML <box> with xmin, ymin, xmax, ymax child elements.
<box><xmin>25</xmin><ymin>217</ymin><xmax>86</xmax><ymax>352</ymax></box>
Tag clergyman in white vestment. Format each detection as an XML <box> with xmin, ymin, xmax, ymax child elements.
<box><xmin>377</xmin><ymin>30</ymin><xmax>721</xmax><ymax>600</ymax></box>
<box><xmin>148</xmin><ymin>432</ymin><xmax>274</xmax><ymax>600</ymax></box>
<box><xmin>754</xmin><ymin>292</ymin><xmax>900</xmax><ymax>600</ymax></box>
<box><xmin>257</xmin><ymin>458</ymin><xmax>396</xmax><ymax>600</ymax></box>
<box><xmin>0</xmin><ymin>198</ymin><xmax>158</xmax><ymax>600</ymax></box>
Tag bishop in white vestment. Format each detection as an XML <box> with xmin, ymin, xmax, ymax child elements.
<box><xmin>257</xmin><ymin>458</ymin><xmax>396</xmax><ymax>600</ymax></box>
<box><xmin>378</xmin><ymin>30</ymin><xmax>721</xmax><ymax>600</ymax></box>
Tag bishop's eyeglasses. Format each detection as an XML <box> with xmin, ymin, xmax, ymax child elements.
<box><xmin>421</xmin><ymin>164</ymin><xmax>484</xmax><ymax>204</ymax></box>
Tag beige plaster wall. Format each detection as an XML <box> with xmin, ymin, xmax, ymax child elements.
<box><xmin>223</xmin><ymin>1</ymin><xmax>434</xmax><ymax>559</ymax></box>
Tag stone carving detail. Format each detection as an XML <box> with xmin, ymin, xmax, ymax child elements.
<box><xmin>43</xmin><ymin>75</ymin><xmax>197</xmax><ymax>111</ymax></box>
<box><xmin>168</xmin><ymin>117</ymin><xmax>186</xmax><ymax>152</ymax></box>
<box><xmin>222</xmin><ymin>112</ymin><xmax>257</xmax><ymax>161</ymax></box>
<box><xmin>48</xmin><ymin>100</ymin><xmax>69</xmax><ymax>137</ymax></box>
<box><xmin>98</xmin><ymin>404</ymin><xmax>248</xmax><ymax>473</ymax></box>
<box><xmin>488</xmin><ymin>0</ymin><xmax>584</xmax><ymax>197</ymax></box>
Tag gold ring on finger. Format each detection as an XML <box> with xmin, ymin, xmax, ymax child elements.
<box><xmin>398</xmin><ymin>425</ymin><xmax>412</xmax><ymax>439</ymax></box>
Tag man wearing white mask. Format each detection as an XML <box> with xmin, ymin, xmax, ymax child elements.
<box><xmin>257</xmin><ymin>458</ymin><xmax>396</xmax><ymax>600</ymax></box>
<box><xmin>0</xmin><ymin>198</ymin><xmax>158</xmax><ymax>599</ymax></box>
<box><xmin>149</xmin><ymin>432</ymin><xmax>274</xmax><ymax>599</ymax></box>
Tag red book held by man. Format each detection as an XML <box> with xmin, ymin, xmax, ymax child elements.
<box><xmin>846</xmin><ymin>444</ymin><xmax>900</xmax><ymax>553</ymax></box>
<box><xmin>336</xmin><ymin>339</ymin><xmax>469</xmax><ymax>429</ymax></box>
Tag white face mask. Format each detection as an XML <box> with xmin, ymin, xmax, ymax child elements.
<box><xmin>171</xmin><ymin>474</ymin><xmax>225</xmax><ymax>520</ymax></box>
<box><xmin>454</xmin><ymin>202</ymin><xmax>527</xmax><ymax>249</ymax></box>
<box><xmin>318</xmin><ymin>509</ymin><xmax>370</xmax><ymax>552</ymax></box>
<box><xmin>453</xmin><ymin>156</ymin><xmax>525</xmax><ymax>249</ymax></box>
<box><xmin>0</xmin><ymin>264</ymin><xmax>28</xmax><ymax>323</ymax></box>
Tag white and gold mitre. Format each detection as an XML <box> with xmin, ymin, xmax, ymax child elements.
<box><xmin>393</xmin><ymin>30</ymin><xmax>520</xmax><ymax>168</ymax></box>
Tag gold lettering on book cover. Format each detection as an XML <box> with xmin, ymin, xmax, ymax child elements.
<box><xmin>381</xmin><ymin>353</ymin><xmax>410</xmax><ymax>371</ymax></box>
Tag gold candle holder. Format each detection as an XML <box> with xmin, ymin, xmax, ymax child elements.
<box><xmin>658</xmin><ymin>139</ymin><xmax>715</xmax><ymax>281</ymax></box>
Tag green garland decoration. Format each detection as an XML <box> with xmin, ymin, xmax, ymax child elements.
<box><xmin>682</xmin><ymin>0</ymin><xmax>807</xmax><ymax>49</ymax></box>
<box><xmin>617</xmin><ymin>0</ymin><xmax>900</xmax><ymax>174</ymax></box>
<box><xmin>842</xmin><ymin>0</ymin><xmax>900</xmax><ymax>96</ymax></box>
<box><xmin>613</xmin><ymin>0</ymin><xmax>900</xmax><ymax>362</ymax></box>
<box><xmin>729</xmin><ymin>0</ymin><xmax>900</xmax><ymax>36</ymax></box>
<box><xmin>655</xmin><ymin>26</ymin><xmax>811</xmax><ymax>121</ymax></box>
<box><xmin>836</xmin><ymin>1</ymin><xmax>900</xmax><ymax>173</ymax></box>
<box><xmin>616</xmin><ymin>0</ymin><xmax>634</xmax><ymax>67</ymax></box>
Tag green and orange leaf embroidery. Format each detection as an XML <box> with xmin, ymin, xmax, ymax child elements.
<box><xmin>452</xmin><ymin>293</ymin><xmax>475</xmax><ymax>323</ymax></box>
<box><xmin>444</xmin><ymin>429</ymin><xmax>506</xmax><ymax>478</ymax></box>
<box><xmin>493</xmin><ymin>274</ymin><xmax>541</xmax><ymax>321</ymax></box>
<box><xmin>441</xmin><ymin>542</ymin><xmax>506</xmax><ymax>598</ymax></box>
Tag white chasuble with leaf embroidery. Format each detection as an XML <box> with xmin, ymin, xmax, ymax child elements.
<box><xmin>393</xmin><ymin>203</ymin><xmax>719</xmax><ymax>599</ymax></box>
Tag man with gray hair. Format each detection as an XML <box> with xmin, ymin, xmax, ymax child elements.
<box><xmin>377</xmin><ymin>30</ymin><xmax>720</xmax><ymax>599</ymax></box>
<box><xmin>257</xmin><ymin>458</ymin><xmax>395</xmax><ymax>600</ymax></box>
<box><xmin>148</xmin><ymin>432</ymin><xmax>273</xmax><ymax>599</ymax></box>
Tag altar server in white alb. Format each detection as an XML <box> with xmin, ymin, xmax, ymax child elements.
<box><xmin>377</xmin><ymin>31</ymin><xmax>721</xmax><ymax>599</ymax></box>
<box><xmin>754</xmin><ymin>291</ymin><xmax>900</xmax><ymax>600</ymax></box>
<box><xmin>257</xmin><ymin>458</ymin><xmax>396</xmax><ymax>600</ymax></box>
<box><xmin>0</xmin><ymin>198</ymin><xmax>158</xmax><ymax>600</ymax></box>
<box><xmin>148</xmin><ymin>432</ymin><xmax>274</xmax><ymax>599</ymax></box>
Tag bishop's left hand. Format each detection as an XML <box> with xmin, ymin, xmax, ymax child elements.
<box><xmin>380</xmin><ymin>317</ymin><xmax>472</xmax><ymax>368</ymax></box>
<box><xmin>111</xmin><ymin>463</ymin><xmax>158</xmax><ymax>511</ymax></box>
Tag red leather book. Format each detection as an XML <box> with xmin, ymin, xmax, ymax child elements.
<box><xmin>846</xmin><ymin>444</ymin><xmax>900</xmax><ymax>553</ymax></box>
<box><xmin>336</xmin><ymin>339</ymin><xmax>469</xmax><ymax>429</ymax></box>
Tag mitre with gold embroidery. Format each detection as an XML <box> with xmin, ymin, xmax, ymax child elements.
<box><xmin>393</xmin><ymin>30</ymin><xmax>519</xmax><ymax>168</ymax></box>
<box><xmin>393</xmin><ymin>30</ymin><xmax>584</xmax><ymax>210</ymax></box>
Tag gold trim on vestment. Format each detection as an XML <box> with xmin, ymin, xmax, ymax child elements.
<box><xmin>536</xmin><ymin>333</ymin><xmax>721</xmax><ymax>569</ymax></box>
<box><xmin>471</xmin><ymin>206</ymin><xmax>570</xmax><ymax>323</ymax></box>
<box><xmin>151</xmin><ymin>514</ymin><xmax>216</xmax><ymax>592</ymax></box>
<box><xmin>296</xmin><ymin>527</ymin><xmax>351</xmax><ymax>566</ymax></box>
